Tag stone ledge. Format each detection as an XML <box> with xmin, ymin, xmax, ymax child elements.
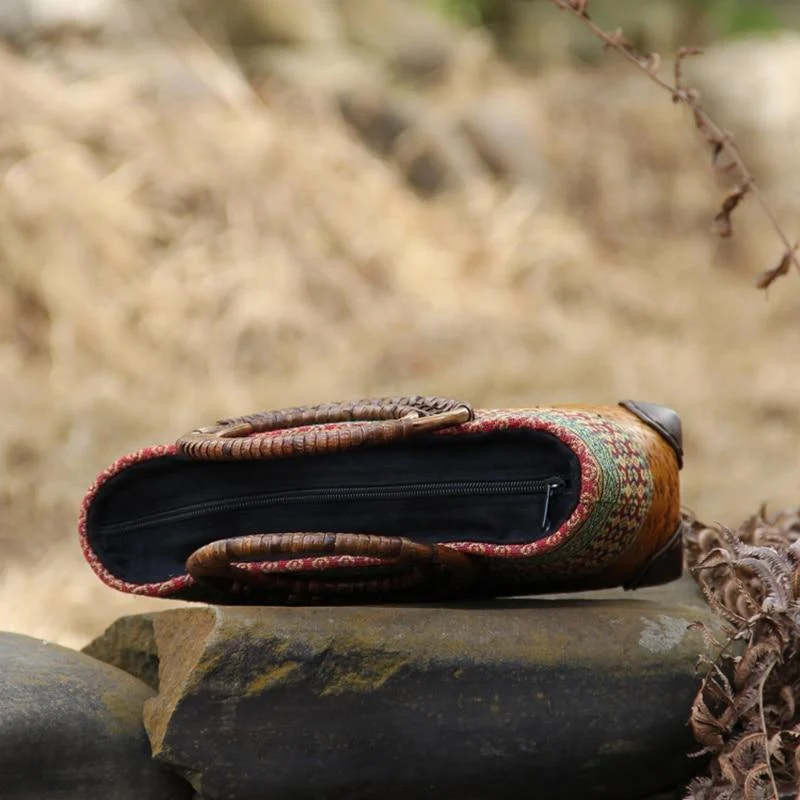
<box><xmin>88</xmin><ymin>576</ymin><xmax>722</xmax><ymax>799</ymax></box>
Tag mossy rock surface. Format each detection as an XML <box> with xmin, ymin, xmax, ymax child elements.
<box><xmin>0</xmin><ymin>631</ymin><xmax>191</xmax><ymax>800</ymax></box>
<box><xmin>83</xmin><ymin>612</ymin><xmax>160</xmax><ymax>691</ymax></box>
<box><xmin>94</xmin><ymin>576</ymin><xmax>724</xmax><ymax>800</ymax></box>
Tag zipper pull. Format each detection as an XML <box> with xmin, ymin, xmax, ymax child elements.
<box><xmin>541</xmin><ymin>478</ymin><xmax>565</xmax><ymax>532</ymax></box>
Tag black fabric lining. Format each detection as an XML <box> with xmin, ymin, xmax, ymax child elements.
<box><xmin>86</xmin><ymin>430</ymin><xmax>581</xmax><ymax>584</ymax></box>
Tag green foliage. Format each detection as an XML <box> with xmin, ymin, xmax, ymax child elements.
<box><xmin>423</xmin><ymin>0</ymin><xmax>493</xmax><ymax>26</ymax></box>
<box><xmin>707</xmin><ymin>0</ymin><xmax>784</xmax><ymax>37</ymax></box>
<box><xmin>426</xmin><ymin>0</ymin><xmax>785</xmax><ymax>39</ymax></box>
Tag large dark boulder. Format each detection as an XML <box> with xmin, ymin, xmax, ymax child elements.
<box><xmin>120</xmin><ymin>576</ymin><xmax>722</xmax><ymax>800</ymax></box>
<box><xmin>0</xmin><ymin>632</ymin><xmax>192</xmax><ymax>800</ymax></box>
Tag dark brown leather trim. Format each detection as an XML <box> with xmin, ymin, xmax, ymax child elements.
<box><xmin>619</xmin><ymin>400</ymin><xmax>683</xmax><ymax>469</ymax></box>
<box><xmin>622</xmin><ymin>519</ymin><xmax>684</xmax><ymax>590</ymax></box>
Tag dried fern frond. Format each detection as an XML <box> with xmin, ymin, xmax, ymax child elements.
<box><xmin>683</xmin><ymin>508</ymin><xmax>800</xmax><ymax>799</ymax></box>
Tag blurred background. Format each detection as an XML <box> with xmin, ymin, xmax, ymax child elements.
<box><xmin>1</xmin><ymin>0</ymin><xmax>799</xmax><ymax>648</ymax></box>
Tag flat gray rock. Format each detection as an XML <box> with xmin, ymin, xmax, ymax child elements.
<box><xmin>125</xmin><ymin>576</ymin><xmax>721</xmax><ymax>800</ymax></box>
<box><xmin>0</xmin><ymin>632</ymin><xmax>192</xmax><ymax>800</ymax></box>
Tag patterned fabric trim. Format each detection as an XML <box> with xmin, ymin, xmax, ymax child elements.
<box><xmin>443</xmin><ymin>409</ymin><xmax>654</xmax><ymax>579</ymax></box>
<box><xmin>78</xmin><ymin>443</ymin><xmax>197</xmax><ymax>596</ymax></box>
<box><xmin>236</xmin><ymin>555</ymin><xmax>386</xmax><ymax>574</ymax></box>
<box><xmin>80</xmin><ymin>408</ymin><xmax>654</xmax><ymax>595</ymax></box>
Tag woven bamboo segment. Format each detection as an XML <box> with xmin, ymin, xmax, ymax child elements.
<box><xmin>176</xmin><ymin>396</ymin><xmax>474</xmax><ymax>460</ymax></box>
<box><xmin>186</xmin><ymin>531</ymin><xmax>476</xmax><ymax>599</ymax></box>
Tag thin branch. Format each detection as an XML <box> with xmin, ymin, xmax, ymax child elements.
<box><xmin>546</xmin><ymin>0</ymin><xmax>800</xmax><ymax>289</ymax></box>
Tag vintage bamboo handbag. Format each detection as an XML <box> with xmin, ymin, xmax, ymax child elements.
<box><xmin>79</xmin><ymin>396</ymin><xmax>685</xmax><ymax>604</ymax></box>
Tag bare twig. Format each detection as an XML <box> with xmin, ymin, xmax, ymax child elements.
<box><xmin>547</xmin><ymin>0</ymin><xmax>800</xmax><ymax>289</ymax></box>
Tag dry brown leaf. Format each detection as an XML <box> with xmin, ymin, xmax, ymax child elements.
<box><xmin>644</xmin><ymin>52</ymin><xmax>662</xmax><ymax>75</ymax></box>
<box><xmin>755</xmin><ymin>247</ymin><xmax>797</xmax><ymax>290</ymax></box>
<box><xmin>691</xmin><ymin>695</ymin><xmax>728</xmax><ymax>751</ymax></box>
<box><xmin>713</xmin><ymin>183</ymin><xmax>751</xmax><ymax>238</ymax></box>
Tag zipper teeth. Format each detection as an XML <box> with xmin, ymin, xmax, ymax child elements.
<box><xmin>99</xmin><ymin>478</ymin><xmax>565</xmax><ymax>536</ymax></box>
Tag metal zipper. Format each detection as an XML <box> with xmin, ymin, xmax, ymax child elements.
<box><xmin>99</xmin><ymin>476</ymin><xmax>566</xmax><ymax>535</ymax></box>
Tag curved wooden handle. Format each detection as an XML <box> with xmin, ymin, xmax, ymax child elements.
<box><xmin>176</xmin><ymin>396</ymin><xmax>474</xmax><ymax>460</ymax></box>
<box><xmin>185</xmin><ymin>532</ymin><xmax>476</xmax><ymax>600</ymax></box>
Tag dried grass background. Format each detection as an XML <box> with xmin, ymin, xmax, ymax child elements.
<box><xmin>1</xmin><ymin>20</ymin><xmax>799</xmax><ymax>648</ymax></box>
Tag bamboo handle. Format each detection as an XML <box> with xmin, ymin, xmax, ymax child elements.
<box><xmin>186</xmin><ymin>531</ymin><xmax>476</xmax><ymax>599</ymax></box>
<box><xmin>176</xmin><ymin>396</ymin><xmax>474</xmax><ymax>460</ymax></box>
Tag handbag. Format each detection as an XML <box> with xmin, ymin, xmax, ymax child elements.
<box><xmin>79</xmin><ymin>396</ymin><xmax>684</xmax><ymax>603</ymax></box>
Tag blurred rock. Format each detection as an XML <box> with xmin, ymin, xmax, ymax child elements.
<box><xmin>0</xmin><ymin>0</ymin><xmax>125</xmax><ymax>45</ymax></box>
<box><xmin>338</xmin><ymin>86</ymin><xmax>487</xmax><ymax>196</ymax></box>
<box><xmin>137</xmin><ymin>576</ymin><xmax>718</xmax><ymax>800</ymax></box>
<box><xmin>211</xmin><ymin>0</ymin><xmax>343</xmax><ymax>48</ymax></box>
<box><xmin>242</xmin><ymin>42</ymin><xmax>485</xmax><ymax>197</ymax></box>
<box><xmin>461</xmin><ymin>89</ymin><xmax>547</xmax><ymax>188</ymax></box>
<box><xmin>108</xmin><ymin>0</ymin><xmax>345</xmax><ymax>50</ymax></box>
<box><xmin>336</xmin><ymin>0</ymin><xmax>461</xmax><ymax>81</ymax></box>
<box><xmin>244</xmin><ymin>45</ymin><xmax>386</xmax><ymax>97</ymax></box>
<box><xmin>241</xmin><ymin>44</ymin><xmax>497</xmax><ymax>199</ymax></box>
<box><xmin>0</xmin><ymin>1</ymin><xmax>32</xmax><ymax>48</ymax></box>
<box><xmin>0</xmin><ymin>631</ymin><xmax>191</xmax><ymax>799</ymax></box>
<box><xmin>83</xmin><ymin>612</ymin><xmax>159</xmax><ymax>691</ymax></box>
<box><xmin>34</xmin><ymin>0</ymin><xmax>120</xmax><ymax>29</ymax></box>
